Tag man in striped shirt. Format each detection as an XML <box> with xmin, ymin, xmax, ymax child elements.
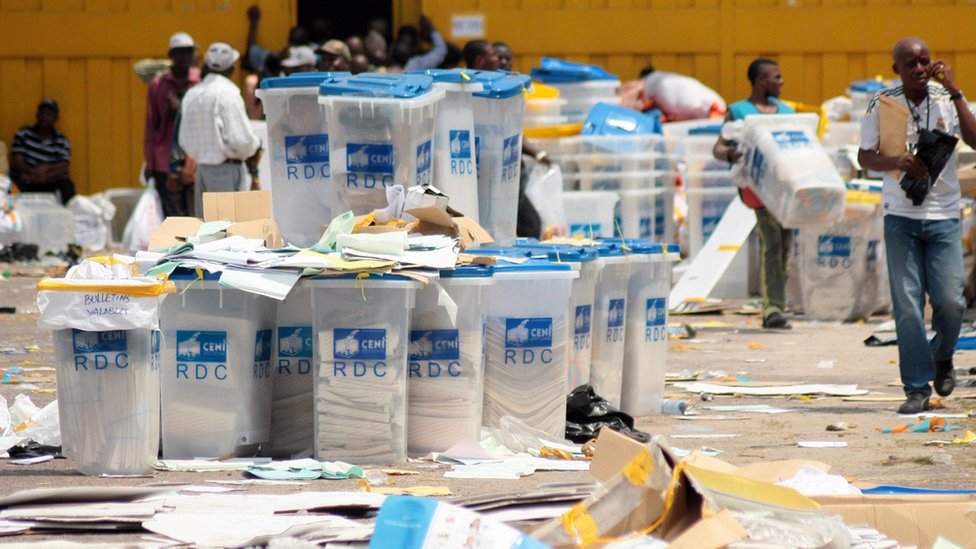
<box><xmin>9</xmin><ymin>99</ymin><xmax>75</xmax><ymax>205</ymax></box>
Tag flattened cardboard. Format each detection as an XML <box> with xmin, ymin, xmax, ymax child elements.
<box><xmin>878</xmin><ymin>95</ymin><xmax>909</xmax><ymax>179</ymax></box>
<box><xmin>814</xmin><ymin>494</ymin><xmax>976</xmax><ymax>549</ymax></box>
<box><xmin>147</xmin><ymin>216</ymin><xmax>202</xmax><ymax>250</ymax></box>
<box><xmin>203</xmin><ymin>190</ymin><xmax>272</xmax><ymax>222</ymax></box>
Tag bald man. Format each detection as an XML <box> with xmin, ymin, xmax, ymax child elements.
<box><xmin>858</xmin><ymin>37</ymin><xmax>976</xmax><ymax>414</ymax></box>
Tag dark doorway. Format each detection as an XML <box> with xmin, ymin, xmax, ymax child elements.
<box><xmin>297</xmin><ymin>0</ymin><xmax>393</xmax><ymax>42</ymax></box>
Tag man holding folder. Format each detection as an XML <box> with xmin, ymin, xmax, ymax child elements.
<box><xmin>858</xmin><ymin>37</ymin><xmax>976</xmax><ymax>414</ymax></box>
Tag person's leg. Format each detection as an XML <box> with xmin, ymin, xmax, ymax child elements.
<box><xmin>884</xmin><ymin>215</ymin><xmax>931</xmax><ymax>397</ymax></box>
<box><xmin>193</xmin><ymin>165</ymin><xmax>209</xmax><ymax>216</ymax></box>
<box><xmin>755</xmin><ymin>207</ymin><xmax>787</xmax><ymax>320</ymax></box>
<box><xmin>780</xmin><ymin>225</ymin><xmax>793</xmax><ymax>295</ymax></box>
<box><xmin>923</xmin><ymin>218</ymin><xmax>964</xmax><ymax>395</ymax></box>
<box><xmin>153</xmin><ymin>171</ymin><xmax>183</xmax><ymax>218</ymax></box>
<box><xmin>56</xmin><ymin>178</ymin><xmax>75</xmax><ymax>204</ymax></box>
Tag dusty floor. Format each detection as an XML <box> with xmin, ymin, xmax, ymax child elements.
<box><xmin>2</xmin><ymin>267</ymin><xmax>976</xmax><ymax>544</ymax></box>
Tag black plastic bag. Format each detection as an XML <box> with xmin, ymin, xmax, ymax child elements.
<box><xmin>565</xmin><ymin>384</ymin><xmax>650</xmax><ymax>443</ymax></box>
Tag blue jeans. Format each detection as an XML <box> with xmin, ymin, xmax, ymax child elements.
<box><xmin>884</xmin><ymin>215</ymin><xmax>965</xmax><ymax>396</ymax></box>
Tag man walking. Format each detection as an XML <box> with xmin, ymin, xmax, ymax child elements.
<box><xmin>858</xmin><ymin>37</ymin><xmax>976</xmax><ymax>413</ymax></box>
<box><xmin>713</xmin><ymin>58</ymin><xmax>794</xmax><ymax>329</ymax></box>
<box><xmin>179</xmin><ymin>43</ymin><xmax>261</xmax><ymax>215</ymax></box>
<box><xmin>145</xmin><ymin>32</ymin><xmax>200</xmax><ymax>218</ymax></box>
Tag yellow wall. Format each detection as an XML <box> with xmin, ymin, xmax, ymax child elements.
<box><xmin>5</xmin><ymin>0</ymin><xmax>976</xmax><ymax>193</ymax></box>
<box><xmin>423</xmin><ymin>0</ymin><xmax>976</xmax><ymax>109</ymax></box>
<box><xmin>0</xmin><ymin>0</ymin><xmax>294</xmax><ymax>195</ymax></box>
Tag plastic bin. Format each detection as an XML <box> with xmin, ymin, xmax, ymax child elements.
<box><xmin>524</xmin><ymin>114</ymin><xmax>570</xmax><ymax>128</ymax></box>
<box><xmin>481</xmin><ymin>260</ymin><xmax>576</xmax><ymax>438</ymax></box>
<box><xmin>414</xmin><ymin>69</ymin><xmax>484</xmax><ymax>221</ymax></box>
<box><xmin>305</xmin><ymin>274</ymin><xmax>421</xmax><ymax>464</ymax></box>
<box><xmin>318</xmin><ymin>74</ymin><xmax>444</xmax><ymax>215</ymax></box>
<box><xmin>848</xmin><ymin>80</ymin><xmax>888</xmax><ymax>121</ymax></box>
<box><xmin>514</xmin><ymin>244</ymin><xmax>602</xmax><ymax>393</ymax></box>
<box><xmin>159</xmin><ymin>276</ymin><xmax>277</xmax><ymax>458</ymax></box>
<box><xmin>737</xmin><ymin>114</ymin><xmax>846</xmax><ymax>228</ymax></box>
<box><xmin>471</xmin><ymin>71</ymin><xmax>530</xmax><ymax>246</ymax></box>
<box><xmin>0</xmin><ymin>193</ymin><xmax>74</xmax><ymax>255</ymax></box>
<box><xmin>408</xmin><ymin>267</ymin><xmax>491</xmax><ymax>456</ymax></box>
<box><xmin>562</xmin><ymin>96</ymin><xmax>623</xmax><ymax>124</ymax></box>
<box><xmin>588</xmin><ymin>244</ymin><xmax>631</xmax><ymax>408</ymax></box>
<box><xmin>266</xmin><ymin>285</ymin><xmax>315</xmax><ymax>457</ymax></box>
<box><xmin>52</xmin><ymin>328</ymin><xmax>160</xmax><ymax>475</ymax></box>
<box><xmin>562</xmin><ymin>190</ymin><xmax>619</xmax><ymax>238</ymax></box>
<box><xmin>257</xmin><ymin>72</ymin><xmax>348</xmax><ymax>247</ymax></box>
<box><xmin>526</xmin><ymin>98</ymin><xmax>567</xmax><ymax>117</ymax></box>
<box><xmin>794</xmin><ymin>191</ymin><xmax>884</xmax><ymax>321</ymax></box>
<box><xmin>603</xmin><ymin>239</ymin><xmax>680</xmax><ymax>416</ymax></box>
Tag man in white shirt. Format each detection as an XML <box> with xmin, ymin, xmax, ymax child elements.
<box><xmin>858</xmin><ymin>37</ymin><xmax>976</xmax><ymax>414</ymax></box>
<box><xmin>179</xmin><ymin>42</ymin><xmax>261</xmax><ymax>215</ymax></box>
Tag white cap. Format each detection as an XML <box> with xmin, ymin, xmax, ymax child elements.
<box><xmin>168</xmin><ymin>32</ymin><xmax>196</xmax><ymax>51</ymax></box>
<box><xmin>281</xmin><ymin>46</ymin><xmax>318</xmax><ymax>68</ymax></box>
<box><xmin>204</xmin><ymin>42</ymin><xmax>240</xmax><ymax>72</ymax></box>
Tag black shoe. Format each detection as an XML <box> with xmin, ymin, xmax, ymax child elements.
<box><xmin>934</xmin><ymin>359</ymin><xmax>956</xmax><ymax>397</ymax></box>
<box><xmin>897</xmin><ymin>392</ymin><xmax>931</xmax><ymax>414</ymax></box>
<box><xmin>762</xmin><ymin>311</ymin><xmax>791</xmax><ymax>330</ymax></box>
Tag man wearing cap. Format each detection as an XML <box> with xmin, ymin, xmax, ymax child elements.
<box><xmin>145</xmin><ymin>32</ymin><xmax>201</xmax><ymax>218</ymax></box>
<box><xmin>179</xmin><ymin>42</ymin><xmax>261</xmax><ymax>215</ymax></box>
<box><xmin>10</xmin><ymin>99</ymin><xmax>75</xmax><ymax>205</ymax></box>
<box><xmin>319</xmin><ymin>39</ymin><xmax>351</xmax><ymax>72</ymax></box>
<box><xmin>281</xmin><ymin>45</ymin><xmax>317</xmax><ymax>75</ymax></box>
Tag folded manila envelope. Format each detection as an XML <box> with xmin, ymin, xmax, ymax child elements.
<box><xmin>878</xmin><ymin>94</ymin><xmax>909</xmax><ymax>179</ymax></box>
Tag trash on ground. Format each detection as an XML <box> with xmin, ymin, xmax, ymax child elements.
<box><xmin>674</xmin><ymin>382</ymin><xmax>869</xmax><ymax>396</ymax></box>
<box><xmin>797</xmin><ymin>441</ymin><xmax>848</xmax><ymax>448</ymax></box>
<box><xmin>825</xmin><ymin>422</ymin><xmax>851</xmax><ymax>431</ymax></box>
<box><xmin>702</xmin><ymin>404</ymin><xmax>796</xmax><ymax>414</ymax></box>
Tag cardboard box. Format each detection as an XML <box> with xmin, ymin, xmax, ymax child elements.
<box><xmin>147</xmin><ymin>191</ymin><xmax>282</xmax><ymax>250</ymax></box>
<box><xmin>407</xmin><ymin>205</ymin><xmax>494</xmax><ymax>250</ymax></box>
<box><xmin>814</xmin><ymin>494</ymin><xmax>976</xmax><ymax>548</ymax></box>
<box><xmin>202</xmin><ymin>190</ymin><xmax>273</xmax><ymax>223</ymax></box>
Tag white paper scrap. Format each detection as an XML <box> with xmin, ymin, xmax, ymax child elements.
<box><xmin>143</xmin><ymin>513</ymin><xmax>363</xmax><ymax>547</ymax></box>
<box><xmin>797</xmin><ymin>441</ymin><xmax>848</xmax><ymax>448</ymax></box>
<box><xmin>675</xmin><ymin>382</ymin><xmax>868</xmax><ymax>396</ymax></box>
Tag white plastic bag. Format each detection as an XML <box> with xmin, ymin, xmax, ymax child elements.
<box><xmin>525</xmin><ymin>163</ymin><xmax>568</xmax><ymax>239</ymax></box>
<box><xmin>68</xmin><ymin>194</ymin><xmax>117</xmax><ymax>251</ymax></box>
<box><xmin>36</xmin><ymin>257</ymin><xmax>175</xmax><ymax>331</ymax></box>
<box><xmin>0</xmin><ymin>394</ymin><xmax>61</xmax><ymax>454</ymax></box>
<box><xmin>0</xmin><ymin>173</ymin><xmax>21</xmax><ymax>235</ymax></box>
<box><xmin>122</xmin><ymin>186</ymin><xmax>163</xmax><ymax>252</ymax></box>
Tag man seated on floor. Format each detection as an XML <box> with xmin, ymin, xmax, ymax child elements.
<box><xmin>10</xmin><ymin>99</ymin><xmax>75</xmax><ymax>205</ymax></box>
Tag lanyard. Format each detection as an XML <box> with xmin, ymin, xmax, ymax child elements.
<box><xmin>907</xmin><ymin>94</ymin><xmax>931</xmax><ymax>135</ymax></box>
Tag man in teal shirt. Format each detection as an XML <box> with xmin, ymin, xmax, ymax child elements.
<box><xmin>713</xmin><ymin>58</ymin><xmax>794</xmax><ymax>329</ymax></box>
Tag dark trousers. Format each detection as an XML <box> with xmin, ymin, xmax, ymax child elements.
<box><xmin>151</xmin><ymin>171</ymin><xmax>192</xmax><ymax>218</ymax></box>
<box><xmin>12</xmin><ymin>178</ymin><xmax>76</xmax><ymax>205</ymax></box>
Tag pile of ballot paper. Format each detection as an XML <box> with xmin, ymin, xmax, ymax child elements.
<box><xmin>134</xmin><ymin>186</ymin><xmax>494</xmax><ymax>301</ymax></box>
